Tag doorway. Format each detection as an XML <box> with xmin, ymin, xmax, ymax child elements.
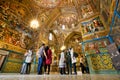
<box><xmin>0</xmin><ymin>50</ymin><xmax>9</xmax><ymax>71</ymax></box>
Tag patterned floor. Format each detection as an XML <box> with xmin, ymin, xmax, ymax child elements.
<box><xmin>0</xmin><ymin>74</ymin><xmax>120</xmax><ymax>80</ymax></box>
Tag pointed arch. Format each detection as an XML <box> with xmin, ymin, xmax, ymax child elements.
<box><xmin>64</xmin><ymin>31</ymin><xmax>83</xmax><ymax>47</ymax></box>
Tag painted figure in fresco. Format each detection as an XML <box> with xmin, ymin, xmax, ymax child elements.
<box><xmin>93</xmin><ymin>20</ymin><xmax>100</xmax><ymax>31</ymax></box>
<box><xmin>20</xmin><ymin>34</ymin><xmax>26</xmax><ymax>48</ymax></box>
<box><xmin>0</xmin><ymin>1</ymin><xmax>10</xmax><ymax>12</ymax></box>
<box><xmin>11</xmin><ymin>34</ymin><xmax>16</xmax><ymax>45</ymax></box>
<box><xmin>81</xmin><ymin>17</ymin><xmax>105</xmax><ymax>35</ymax></box>
<box><xmin>15</xmin><ymin>40</ymin><xmax>20</xmax><ymax>46</ymax></box>
<box><xmin>36</xmin><ymin>44</ymin><xmax>47</xmax><ymax>75</ymax></box>
<box><xmin>93</xmin><ymin>19</ymin><xmax>104</xmax><ymax>31</ymax></box>
<box><xmin>0</xmin><ymin>26</ymin><xmax>4</xmax><ymax>40</ymax></box>
<box><xmin>81</xmin><ymin>4</ymin><xmax>93</xmax><ymax>18</ymax></box>
<box><xmin>14</xmin><ymin>35</ymin><xmax>21</xmax><ymax>47</ymax></box>
<box><xmin>116</xmin><ymin>37</ymin><xmax>120</xmax><ymax>45</ymax></box>
<box><xmin>4</xmin><ymin>32</ymin><xmax>11</xmax><ymax>43</ymax></box>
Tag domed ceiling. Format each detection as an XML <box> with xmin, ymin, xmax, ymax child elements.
<box><xmin>0</xmin><ymin>0</ymin><xmax>114</xmax><ymax>52</ymax></box>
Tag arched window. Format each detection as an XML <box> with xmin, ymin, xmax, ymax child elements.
<box><xmin>49</xmin><ymin>33</ymin><xmax>52</xmax><ymax>40</ymax></box>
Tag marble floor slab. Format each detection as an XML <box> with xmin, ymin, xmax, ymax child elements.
<box><xmin>0</xmin><ymin>74</ymin><xmax>120</xmax><ymax>80</ymax></box>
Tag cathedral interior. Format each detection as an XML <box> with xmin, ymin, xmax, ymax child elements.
<box><xmin>0</xmin><ymin>0</ymin><xmax>120</xmax><ymax>80</ymax></box>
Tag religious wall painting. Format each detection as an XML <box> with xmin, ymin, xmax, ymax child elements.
<box><xmin>114</xmin><ymin>16</ymin><xmax>120</xmax><ymax>27</ymax></box>
<box><xmin>107</xmin><ymin>43</ymin><xmax>120</xmax><ymax>70</ymax></box>
<box><xmin>100</xmin><ymin>0</ymin><xmax>112</xmax><ymax>12</ymax></box>
<box><xmin>0</xmin><ymin>0</ymin><xmax>10</xmax><ymax>11</ymax></box>
<box><xmin>117</xmin><ymin>2</ymin><xmax>120</xmax><ymax>13</ymax></box>
<box><xmin>100</xmin><ymin>3</ymin><xmax>109</xmax><ymax>23</ymax></box>
<box><xmin>0</xmin><ymin>1</ymin><xmax>16</xmax><ymax>21</ymax></box>
<box><xmin>100</xmin><ymin>0</ymin><xmax>115</xmax><ymax>24</ymax></box>
<box><xmin>0</xmin><ymin>23</ymin><xmax>28</xmax><ymax>49</ymax></box>
<box><xmin>0</xmin><ymin>4</ymin><xmax>19</xmax><ymax>30</ymax></box>
<box><xmin>80</xmin><ymin>3</ymin><xmax>94</xmax><ymax>18</ymax></box>
<box><xmin>81</xmin><ymin>16</ymin><xmax>105</xmax><ymax>36</ymax></box>
<box><xmin>0</xmin><ymin>0</ymin><xmax>31</xmax><ymax>32</ymax></box>
<box><xmin>110</xmin><ymin>2</ymin><xmax>120</xmax><ymax>32</ymax></box>
<box><xmin>101</xmin><ymin>9</ymin><xmax>109</xmax><ymax>23</ymax></box>
<box><xmin>9</xmin><ymin>4</ymin><xmax>31</xmax><ymax>26</ymax></box>
<box><xmin>9</xmin><ymin>2</ymin><xmax>27</xmax><ymax>18</ymax></box>
<box><xmin>111</xmin><ymin>28</ymin><xmax>120</xmax><ymax>38</ymax></box>
<box><xmin>0</xmin><ymin>26</ymin><xmax>4</xmax><ymax>41</ymax></box>
<box><xmin>113</xmin><ymin>36</ymin><xmax>120</xmax><ymax>47</ymax></box>
<box><xmin>24</xmin><ymin>36</ymin><xmax>33</xmax><ymax>49</ymax></box>
<box><xmin>91</xmin><ymin>0</ymin><xmax>100</xmax><ymax>11</ymax></box>
<box><xmin>0</xmin><ymin>24</ymin><xmax>11</xmax><ymax>42</ymax></box>
<box><xmin>8</xmin><ymin>52</ymin><xmax>23</xmax><ymax>61</ymax></box>
<box><xmin>0</xmin><ymin>0</ymin><xmax>39</xmax><ymax>50</ymax></box>
<box><xmin>84</xmin><ymin>39</ymin><xmax>110</xmax><ymax>54</ymax></box>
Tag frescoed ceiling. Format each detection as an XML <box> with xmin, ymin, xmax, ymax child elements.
<box><xmin>0</xmin><ymin>0</ymin><xmax>115</xmax><ymax>53</ymax></box>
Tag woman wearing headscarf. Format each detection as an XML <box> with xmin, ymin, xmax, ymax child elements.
<box><xmin>59</xmin><ymin>50</ymin><xmax>65</xmax><ymax>75</ymax></box>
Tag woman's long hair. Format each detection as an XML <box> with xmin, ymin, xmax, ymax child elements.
<box><xmin>45</xmin><ymin>46</ymin><xmax>49</xmax><ymax>54</ymax></box>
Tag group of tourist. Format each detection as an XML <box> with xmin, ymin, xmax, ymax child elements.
<box><xmin>58</xmin><ymin>48</ymin><xmax>77</xmax><ymax>75</ymax></box>
<box><xmin>58</xmin><ymin>48</ymin><xmax>89</xmax><ymax>75</ymax></box>
<box><xmin>20</xmin><ymin>44</ymin><xmax>89</xmax><ymax>75</ymax></box>
<box><xmin>20</xmin><ymin>44</ymin><xmax>52</xmax><ymax>75</ymax></box>
<box><xmin>36</xmin><ymin>44</ymin><xmax>52</xmax><ymax>75</ymax></box>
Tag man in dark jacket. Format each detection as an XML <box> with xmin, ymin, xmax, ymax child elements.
<box><xmin>65</xmin><ymin>49</ymin><xmax>72</xmax><ymax>74</ymax></box>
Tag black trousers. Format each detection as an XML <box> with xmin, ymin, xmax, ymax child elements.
<box><xmin>73</xmin><ymin>63</ymin><xmax>77</xmax><ymax>74</ymax></box>
<box><xmin>80</xmin><ymin>63</ymin><xmax>86</xmax><ymax>74</ymax></box>
<box><xmin>66</xmin><ymin>62</ymin><xmax>72</xmax><ymax>74</ymax></box>
<box><xmin>59</xmin><ymin>68</ymin><xmax>65</xmax><ymax>75</ymax></box>
<box><xmin>26</xmin><ymin>63</ymin><xmax>31</xmax><ymax>74</ymax></box>
<box><xmin>44</xmin><ymin>64</ymin><xmax>51</xmax><ymax>74</ymax></box>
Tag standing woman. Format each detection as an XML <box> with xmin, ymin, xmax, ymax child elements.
<box><xmin>20</xmin><ymin>50</ymin><xmax>28</xmax><ymax>74</ymax></box>
<box><xmin>24</xmin><ymin>49</ymin><xmax>33</xmax><ymax>74</ymax></box>
<box><xmin>59</xmin><ymin>50</ymin><xmax>65</xmax><ymax>75</ymax></box>
<box><xmin>44</xmin><ymin>46</ymin><xmax>52</xmax><ymax>74</ymax></box>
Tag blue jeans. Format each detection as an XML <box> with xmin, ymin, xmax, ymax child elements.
<box><xmin>37</xmin><ymin>57</ymin><xmax>43</xmax><ymax>74</ymax></box>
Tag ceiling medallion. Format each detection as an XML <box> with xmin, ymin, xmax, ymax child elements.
<box><xmin>58</xmin><ymin>13</ymin><xmax>78</xmax><ymax>25</ymax></box>
<box><xmin>58</xmin><ymin>7</ymin><xmax>78</xmax><ymax>25</ymax></box>
<box><xmin>34</xmin><ymin>0</ymin><xmax>61</xmax><ymax>8</ymax></box>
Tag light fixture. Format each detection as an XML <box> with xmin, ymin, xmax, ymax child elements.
<box><xmin>60</xmin><ymin>45</ymin><xmax>66</xmax><ymax>51</ymax></box>
<box><xmin>30</xmin><ymin>20</ymin><xmax>39</xmax><ymax>29</ymax></box>
<box><xmin>62</xmin><ymin>25</ymin><xmax>65</xmax><ymax>30</ymax></box>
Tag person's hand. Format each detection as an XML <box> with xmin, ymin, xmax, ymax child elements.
<box><xmin>45</xmin><ymin>56</ymin><xmax>47</xmax><ymax>59</ymax></box>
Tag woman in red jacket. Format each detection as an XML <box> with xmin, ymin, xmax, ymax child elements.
<box><xmin>44</xmin><ymin>46</ymin><xmax>52</xmax><ymax>74</ymax></box>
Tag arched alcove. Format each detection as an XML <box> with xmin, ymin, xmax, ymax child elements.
<box><xmin>64</xmin><ymin>31</ymin><xmax>83</xmax><ymax>53</ymax></box>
